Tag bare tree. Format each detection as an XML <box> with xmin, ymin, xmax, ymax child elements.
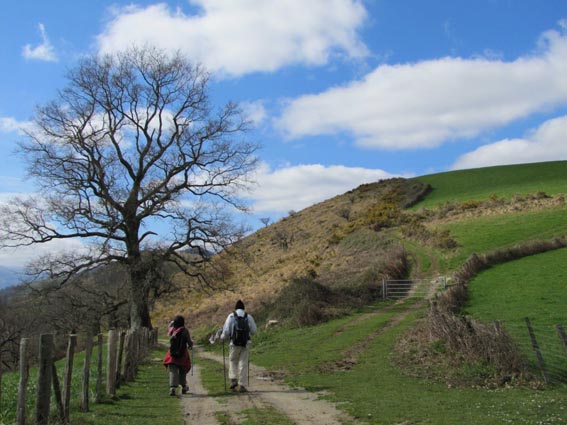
<box><xmin>259</xmin><ymin>217</ymin><xmax>271</xmax><ymax>228</ymax></box>
<box><xmin>0</xmin><ymin>47</ymin><xmax>258</xmax><ymax>329</ymax></box>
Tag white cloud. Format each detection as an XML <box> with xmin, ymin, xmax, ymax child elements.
<box><xmin>247</xmin><ymin>162</ymin><xmax>401</xmax><ymax>213</ymax></box>
<box><xmin>0</xmin><ymin>117</ymin><xmax>22</xmax><ymax>133</ymax></box>
<box><xmin>277</xmin><ymin>23</ymin><xmax>567</xmax><ymax>150</ymax></box>
<box><xmin>240</xmin><ymin>101</ymin><xmax>267</xmax><ymax>126</ymax></box>
<box><xmin>22</xmin><ymin>23</ymin><xmax>58</xmax><ymax>62</ymax></box>
<box><xmin>0</xmin><ymin>238</ymin><xmax>88</xmax><ymax>269</ymax></box>
<box><xmin>0</xmin><ymin>116</ymin><xmax>33</xmax><ymax>134</ymax></box>
<box><xmin>451</xmin><ymin>114</ymin><xmax>567</xmax><ymax>170</ymax></box>
<box><xmin>96</xmin><ymin>0</ymin><xmax>368</xmax><ymax>76</ymax></box>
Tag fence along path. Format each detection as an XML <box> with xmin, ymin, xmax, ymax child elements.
<box><xmin>5</xmin><ymin>327</ymin><xmax>157</xmax><ymax>425</ymax></box>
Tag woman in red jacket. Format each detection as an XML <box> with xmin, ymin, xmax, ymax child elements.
<box><xmin>163</xmin><ymin>315</ymin><xmax>193</xmax><ymax>396</ymax></box>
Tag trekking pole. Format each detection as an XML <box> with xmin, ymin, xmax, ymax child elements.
<box><xmin>247</xmin><ymin>348</ymin><xmax>250</xmax><ymax>388</ymax></box>
<box><xmin>222</xmin><ymin>339</ymin><xmax>227</xmax><ymax>392</ymax></box>
<box><xmin>191</xmin><ymin>347</ymin><xmax>194</xmax><ymax>376</ymax></box>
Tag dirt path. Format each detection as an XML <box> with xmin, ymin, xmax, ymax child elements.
<box><xmin>179</xmin><ymin>348</ymin><xmax>358</xmax><ymax>424</ymax></box>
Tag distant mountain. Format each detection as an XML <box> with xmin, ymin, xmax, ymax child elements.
<box><xmin>0</xmin><ymin>266</ymin><xmax>24</xmax><ymax>289</ymax></box>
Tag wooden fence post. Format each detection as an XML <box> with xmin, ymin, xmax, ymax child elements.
<box><xmin>556</xmin><ymin>324</ymin><xmax>567</xmax><ymax>357</ymax></box>
<box><xmin>95</xmin><ymin>334</ymin><xmax>103</xmax><ymax>403</ymax></box>
<box><xmin>124</xmin><ymin>330</ymin><xmax>137</xmax><ymax>382</ymax></box>
<box><xmin>525</xmin><ymin>317</ymin><xmax>551</xmax><ymax>384</ymax></box>
<box><xmin>80</xmin><ymin>333</ymin><xmax>93</xmax><ymax>412</ymax></box>
<box><xmin>36</xmin><ymin>333</ymin><xmax>54</xmax><ymax>425</ymax></box>
<box><xmin>51</xmin><ymin>362</ymin><xmax>64</xmax><ymax>422</ymax></box>
<box><xmin>116</xmin><ymin>330</ymin><xmax>126</xmax><ymax>387</ymax></box>
<box><xmin>62</xmin><ymin>334</ymin><xmax>77</xmax><ymax>421</ymax></box>
<box><xmin>106</xmin><ymin>329</ymin><xmax>118</xmax><ymax>397</ymax></box>
<box><xmin>16</xmin><ymin>338</ymin><xmax>29</xmax><ymax>425</ymax></box>
<box><xmin>0</xmin><ymin>348</ymin><xmax>2</xmax><ymax>412</ymax></box>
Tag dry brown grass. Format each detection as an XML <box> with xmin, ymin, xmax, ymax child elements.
<box><xmin>153</xmin><ymin>178</ymin><xmax>426</xmax><ymax>330</ymax></box>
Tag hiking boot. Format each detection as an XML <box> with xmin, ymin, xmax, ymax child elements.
<box><xmin>169</xmin><ymin>387</ymin><xmax>176</xmax><ymax>396</ymax></box>
<box><xmin>238</xmin><ymin>385</ymin><xmax>247</xmax><ymax>393</ymax></box>
<box><xmin>182</xmin><ymin>386</ymin><xmax>189</xmax><ymax>394</ymax></box>
<box><xmin>230</xmin><ymin>379</ymin><xmax>238</xmax><ymax>390</ymax></box>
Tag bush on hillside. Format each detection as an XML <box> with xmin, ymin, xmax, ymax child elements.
<box><xmin>400</xmin><ymin>221</ymin><xmax>458</xmax><ymax>250</ymax></box>
<box><xmin>260</xmin><ymin>276</ymin><xmax>336</xmax><ymax>327</ymax></box>
<box><xmin>396</xmin><ymin>305</ymin><xmax>526</xmax><ymax>387</ymax></box>
<box><xmin>260</xmin><ymin>247</ymin><xmax>411</xmax><ymax>327</ymax></box>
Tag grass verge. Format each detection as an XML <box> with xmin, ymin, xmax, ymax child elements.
<box><xmin>1</xmin><ymin>344</ymin><xmax>182</xmax><ymax>425</ymax></box>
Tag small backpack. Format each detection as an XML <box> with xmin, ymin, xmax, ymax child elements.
<box><xmin>231</xmin><ymin>312</ymin><xmax>250</xmax><ymax>347</ymax></box>
<box><xmin>169</xmin><ymin>328</ymin><xmax>184</xmax><ymax>358</ymax></box>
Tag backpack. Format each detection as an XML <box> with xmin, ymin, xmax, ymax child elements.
<box><xmin>231</xmin><ymin>312</ymin><xmax>250</xmax><ymax>347</ymax></box>
<box><xmin>169</xmin><ymin>328</ymin><xmax>185</xmax><ymax>358</ymax></box>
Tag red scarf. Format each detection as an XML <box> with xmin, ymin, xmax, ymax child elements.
<box><xmin>163</xmin><ymin>327</ymin><xmax>191</xmax><ymax>374</ymax></box>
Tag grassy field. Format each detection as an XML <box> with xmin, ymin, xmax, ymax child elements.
<box><xmin>413</xmin><ymin>161</ymin><xmax>567</xmax><ymax>209</ymax></box>
<box><xmin>464</xmin><ymin>248</ymin><xmax>567</xmax><ymax>384</ymax></box>
<box><xmin>439</xmin><ymin>206</ymin><xmax>567</xmax><ymax>269</ymax></box>
<box><xmin>464</xmin><ymin>248</ymin><xmax>567</xmax><ymax>326</ymax></box>
<box><xmin>249</xmin><ymin>301</ymin><xmax>567</xmax><ymax>424</ymax></box>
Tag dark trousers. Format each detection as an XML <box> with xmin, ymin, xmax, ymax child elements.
<box><xmin>168</xmin><ymin>364</ymin><xmax>187</xmax><ymax>388</ymax></box>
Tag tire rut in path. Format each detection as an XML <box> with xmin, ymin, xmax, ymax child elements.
<box><xmin>180</xmin><ymin>348</ymin><xmax>359</xmax><ymax>424</ymax></box>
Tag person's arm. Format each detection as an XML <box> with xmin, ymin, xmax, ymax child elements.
<box><xmin>220</xmin><ymin>314</ymin><xmax>232</xmax><ymax>341</ymax></box>
<box><xmin>247</xmin><ymin>314</ymin><xmax>257</xmax><ymax>336</ymax></box>
<box><xmin>185</xmin><ymin>328</ymin><xmax>193</xmax><ymax>348</ymax></box>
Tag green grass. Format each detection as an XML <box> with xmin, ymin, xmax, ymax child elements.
<box><xmin>73</xmin><ymin>346</ymin><xmax>182</xmax><ymax>425</ymax></box>
<box><xmin>0</xmin><ymin>338</ymin><xmax>111</xmax><ymax>424</ymax></box>
<box><xmin>464</xmin><ymin>248</ymin><xmax>567</xmax><ymax>383</ymax></box>
<box><xmin>412</xmin><ymin>161</ymin><xmax>567</xmax><ymax>209</ymax></box>
<box><xmin>248</xmin><ymin>300</ymin><xmax>567</xmax><ymax>424</ymax></box>
<box><xmin>1</xmin><ymin>343</ymin><xmax>181</xmax><ymax>425</ymax></box>
<box><xmin>440</xmin><ymin>206</ymin><xmax>567</xmax><ymax>269</ymax></box>
<box><xmin>464</xmin><ymin>248</ymin><xmax>567</xmax><ymax>326</ymax></box>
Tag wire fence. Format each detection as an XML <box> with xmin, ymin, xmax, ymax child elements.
<box><xmin>502</xmin><ymin>320</ymin><xmax>567</xmax><ymax>385</ymax></box>
<box><xmin>0</xmin><ymin>327</ymin><xmax>158</xmax><ymax>425</ymax></box>
<box><xmin>382</xmin><ymin>279</ymin><xmax>567</xmax><ymax>385</ymax></box>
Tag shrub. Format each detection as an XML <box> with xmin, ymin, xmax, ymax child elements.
<box><xmin>260</xmin><ymin>276</ymin><xmax>335</xmax><ymax>327</ymax></box>
<box><xmin>426</xmin><ymin>305</ymin><xmax>525</xmax><ymax>383</ymax></box>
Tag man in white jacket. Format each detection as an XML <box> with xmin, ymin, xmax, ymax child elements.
<box><xmin>221</xmin><ymin>299</ymin><xmax>257</xmax><ymax>392</ymax></box>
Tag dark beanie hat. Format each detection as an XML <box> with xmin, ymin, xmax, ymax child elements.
<box><xmin>235</xmin><ymin>299</ymin><xmax>245</xmax><ymax>310</ymax></box>
<box><xmin>173</xmin><ymin>315</ymin><xmax>185</xmax><ymax>328</ymax></box>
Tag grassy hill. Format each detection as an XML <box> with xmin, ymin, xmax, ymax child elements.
<box><xmin>413</xmin><ymin>160</ymin><xmax>567</xmax><ymax>208</ymax></box>
<box><xmin>155</xmin><ymin>161</ymin><xmax>567</xmax><ymax>329</ymax></box>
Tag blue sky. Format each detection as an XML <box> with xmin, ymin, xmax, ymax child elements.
<box><xmin>1</xmin><ymin>0</ymin><xmax>567</xmax><ymax>267</ymax></box>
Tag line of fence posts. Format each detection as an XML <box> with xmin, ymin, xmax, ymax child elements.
<box><xmin>12</xmin><ymin>327</ymin><xmax>158</xmax><ymax>424</ymax></box>
<box><xmin>522</xmin><ymin>318</ymin><xmax>567</xmax><ymax>385</ymax></box>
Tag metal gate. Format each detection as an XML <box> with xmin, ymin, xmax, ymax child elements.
<box><xmin>382</xmin><ymin>277</ymin><xmax>447</xmax><ymax>300</ymax></box>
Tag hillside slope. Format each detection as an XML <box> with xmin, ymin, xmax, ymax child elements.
<box><xmin>154</xmin><ymin>161</ymin><xmax>567</xmax><ymax>330</ymax></box>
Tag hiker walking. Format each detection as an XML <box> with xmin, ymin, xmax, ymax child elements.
<box><xmin>163</xmin><ymin>315</ymin><xmax>194</xmax><ymax>396</ymax></box>
<box><xmin>221</xmin><ymin>299</ymin><xmax>257</xmax><ymax>392</ymax></box>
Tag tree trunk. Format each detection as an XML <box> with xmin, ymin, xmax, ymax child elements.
<box><xmin>129</xmin><ymin>265</ymin><xmax>152</xmax><ymax>330</ymax></box>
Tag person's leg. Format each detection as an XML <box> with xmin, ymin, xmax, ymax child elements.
<box><xmin>228</xmin><ymin>345</ymin><xmax>240</xmax><ymax>389</ymax></box>
<box><xmin>238</xmin><ymin>346</ymin><xmax>249</xmax><ymax>391</ymax></box>
<box><xmin>169</xmin><ymin>364</ymin><xmax>180</xmax><ymax>395</ymax></box>
<box><xmin>180</xmin><ymin>371</ymin><xmax>188</xmax><ymax>393</ymax></box>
